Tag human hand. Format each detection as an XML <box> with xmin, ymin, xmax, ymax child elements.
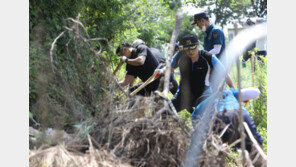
<box><xmin>121</xmin><ymin>56</ymin><xmax>128</xmax><ymax>63</ymax></box>
<box><xmin>155</xmin><ymin>68</ymin><xmax>165</xmax><ymax>74</ymax></box>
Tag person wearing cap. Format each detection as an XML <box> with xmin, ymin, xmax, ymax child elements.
<box><xmin>170</xmin><ymin>34</ymin><xmax>235</xmax><ymax>113</ymax></box>
<box><xmin>116</xmin><ymin>40</ymin><xmax>178</xmax><ymax>96</ymax></box>
<box><xmin>191</xmin><ymin>12</ymin><xmax>226</xmax><ymax>59</ymax></box>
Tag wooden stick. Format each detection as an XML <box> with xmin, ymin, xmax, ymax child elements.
<box><xmin>243</xmin><ymin>122</ymin><xmax>267</xmax><ymax>160</ymax></box>
<box><xmin>251</xmin><ymin>51</ymin><xmax>255</xmax><ymax>87</ymax></box>
<box><xmin>130</xmin><ymin>70</ymin><xmax>160</xmax><ymax>96</ymax></box>
<box><xmin>113</xmin><ymin>60</ymin><xmax>124</xmax><ymax>75</ymax></box>
<box><xmin>236</xmin><ymin>56</ymin><xmax>246</xmax><ymax>164</ymax></box>
<box><xmin>219</xmin><ymin>124</ymin><xmax>230</xmax><ymax>138</ymax></box>
<box><xmin>50</xmin><ymin>31</ymin><xmax>65</xmax><ymax>74</ymax></box>
<box><xmin>229</xmin><ymin>139</ymin><xmax>241</xmax><ymax>148</ymax></box>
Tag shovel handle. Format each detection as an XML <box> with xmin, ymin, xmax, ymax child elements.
<box><xmin>130</xmin><ymin>70</ymin><xmax>160</xmax><ymax>96</ymax></box>
<box><xmin>113</xmin><ymin>60</ymin><xmax>124</xmax><ymax>75</ymax></box>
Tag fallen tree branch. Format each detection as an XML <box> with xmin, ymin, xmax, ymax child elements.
<box><xmin>162</xmin><ymin>8</ymin><xmax>183</xmax><ymax>98</ymax></box>
<box><xmin>49</xmin><ymin>31</ymin><xmax>65</xmax><ymax>74</ymax></box>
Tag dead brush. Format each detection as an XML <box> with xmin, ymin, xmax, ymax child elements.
<box><xmin>29</xmin><ymin>137</ymin><xmax>131</xmax><ymax>167</ymax></box>
<box><xmin>81</xmin><ymin>95</ymin><xmax>193</xmax><ymax>166</ymax></box>
<box><xmin>29</xmin><ymin>94</ymin><xmax>193</xmax><ymax>166</ymax></box>
<box><xmin>29</xmin><ymin>14</ymin><xmax>248</xmax><ymax>167</ymax></box>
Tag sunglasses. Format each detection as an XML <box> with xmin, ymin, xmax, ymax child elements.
<box><xmin>183</xmin><ymin>45</ymin><xmax>197</xmax><ymax>51</ymax></box>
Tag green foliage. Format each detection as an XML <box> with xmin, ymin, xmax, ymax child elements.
<box><xmin>184</xmin><ymin>0</ymin><xmax>266</xmax><ymax>28</ymax></box>
<box><xmin>230</xmin><ymin>52</ymin><xmax>267</xmax><ymax>152</ymax></box>
<box><xmin>177</xmin><ymin>13</ymin><xmax>200</xmax><ymax>43</ymax></box>
<box><xmin>225</xmin><ymin>150</ymin><xmax>243</xmax><ymax>167</ymax></box>
<box><xmin>250</xmin><ymin>55</ymin><xmax>267</xmax><ymax>153</ymax></box>
<box><xmin>178</xmin><ymin>109</ymin><xmax>193</xmax><ymax>128</ymax></box>
<box><xmin>250</xmin><ymin>0</ymin><xmax>267</xmax><ymax>17</ymax></box>
<box><xmin>185</xmin><ymin>0</ymin><xmax>251</xmax><ymax>27</ymax></box>
<box><xmin>29</xmin><ymin>0</ymin><xmax>188</xmax><ymax>129</ymax></box>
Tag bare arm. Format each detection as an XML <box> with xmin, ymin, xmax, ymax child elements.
<box><xmin>126</xmin><ymin>55</ymin><xmax>146</xmax><ymax>66</ymax></box>
<box><xmin>211</xmin><ymin>55</ymin><xmax>235</xmax><ymax>88</ymax></box>
<box><xmin>119</xmin><ymin>74</ymin><xmax>136</xmax><ymax>87</ymax></box>
<box><xmin>226</xmin><ymin>73</ymin><xmax>235</xmax><ymax>88</ymax></box>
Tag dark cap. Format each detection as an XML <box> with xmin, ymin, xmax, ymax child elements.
<box><xmin>191</xmin><ymin>12</ymin><xmax>209</xmax><ymax>25</ymax></box>
<box><xmin>116</xmin><ymin>42</ymin><xmax>131</xmax><ymax>55</ymax></box>
<box><xmin>181</xmin><ymin>34</ymin><xmax>199</xmax><ymax>50</ymax></box>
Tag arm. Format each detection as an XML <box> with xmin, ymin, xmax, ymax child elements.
<box><xmin>119</xmin><ymin>74</ymin><xmax>136</xmax><ymax>87</ymax></box>
<box><xmin>170</xmin><ymin>51</ymin><xmax>180</xmax><ymax>73</ymax></box>
<box><xmin>125</xmin><ymin>55</ymin><xmax>146</xmax><ymax>66</ymax></box>
<box><xmin>212</xmin><ymin>29</ymin><xmax>224</xmax><ymax>55</ymax></box>
<box><xmin>123</xmin><ymin>45</ymin><xmax>148</xmax><ymax>66</ymax></box>
<box><xmin>226</xmin><ymin>73</ymin><xmax>235</xmax><ymax>88</ymax></box>
<box><xmin>212</xmin><ymin>55</ymin><xmax>235</xmax><ymax>88</ymax></box>
<box><xmin>170</xmin><ymin>51</ymin><xmax>180</xmax><ymax>71</ymax></box>
<box><xmin>208</xmin><ymin>44</ymin><xmax>222</xmax><ymax>55</ymax></box>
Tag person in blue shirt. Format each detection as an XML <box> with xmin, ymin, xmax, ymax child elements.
<box><xmin>170</xmin><ymin>34</ymin><xmax>235</xmax><ymax>113</ymax></box>
<box><xmin>169</xmin><ymin>43</ymin><xmax>181</xmax><ymax>95</ymax></box>
<box><xmin>171</xmin><ymin>43</ymin><xmax>180</xmax><ymax>72</ymax></box>
<box><xmin>191</xmin><ymin>12</ymin><xmax>225</xmax><ymax>59</ymax></box>
<box><xmin>191</xmin><ymin>88</ymin><xmax>263</xmax><ymax>153</ymax></box>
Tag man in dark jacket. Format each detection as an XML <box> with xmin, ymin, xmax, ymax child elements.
<box><xmin>171</xmin><ymin>34</ymin><xmax>234</xmax><ymax>113</ymax></box>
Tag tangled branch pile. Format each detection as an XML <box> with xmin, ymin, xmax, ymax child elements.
<box><xmin>29</xmin><ymin>15</ymin><xmax>245</xmax><ymax>167</ymax></box>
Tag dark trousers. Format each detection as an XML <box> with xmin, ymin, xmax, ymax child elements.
<box><xmin>216</xmin><ymin>109</ymin><xmax>263</xmax><ymax>152</ymax></box>
<box><xmin>169</xmin><ymin>73</ymin><xmax>178</xmax><ymax>95</ymax></box>
<box><xmin>171</xmin><ymin>91</ymin><xmax>210</xmax><ymax>113</ymax></box>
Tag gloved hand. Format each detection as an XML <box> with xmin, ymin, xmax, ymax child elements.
<box><xmin>155</xmin><ymin>68</ymin><xmax>165</xmax><ymax>78</ymax></box>
<box><xmin>121</xmin><ymin>56</ymin><xmax>128</xmax><ymax>63</ymax></box>
<box><xmin>155</xmin><ymin>68</ymin><xmax>165</xmax><ymax>74</ymax></box>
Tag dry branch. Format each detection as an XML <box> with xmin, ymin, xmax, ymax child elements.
<box><xmin>163</xmin><ymin>8</ymin><xmax>183</xmax><ymax>98</ymax></box>
<box><xmin>243</xmin><ymin>122</ymin><xmax>267</xmax><ymax>160</ymax></box>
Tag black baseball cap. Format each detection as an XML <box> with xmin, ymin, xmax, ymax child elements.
<box><xmin>181</xmin><ymin>34</ymin><xmax>199</xmax><ymax>50</ymax></box>
<box><xmin>191</xmin><ymin>12</ymin><xmax>209</xmax><ymax>25</ymax></box>
<box><xmin>116</xmin><ymin>42</ymin><xmax>131</xmax><ymax>55</ymax></box>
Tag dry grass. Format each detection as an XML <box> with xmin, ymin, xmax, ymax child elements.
<box><xmin>29</xmin><ymin>143</ymin><xmax>131</xmax><ymax>167</ymax></box>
